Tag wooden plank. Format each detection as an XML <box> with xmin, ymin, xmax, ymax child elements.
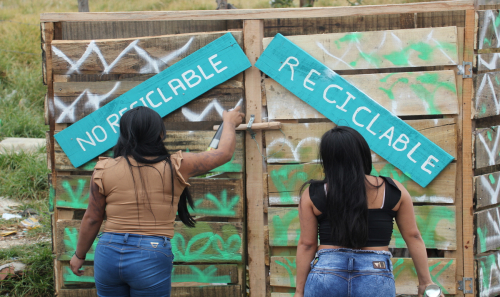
<box><xmin>476</xmin><ymin>251</ymin><xmax>500</xmax><ymax>297</ymax></box>
<box><xmin>53</xmin><ymin>84</ymin><xmax>243</xmax><ymax>124</ymax></box>
<box><xmin>475</xmin><ymin>206</ymin><xmax>500</xmax><ymax>254</ymax></box>
<box><xmin>57</xmin><ymin>286</ymin><xmax>242</xmax><ymax>297</ymax></box>
<box><xmin>265</xmin><ymin>70</ymin><xmax>459</xmax><ymax>120</ymax></box>
<box><xmin>475</xmin><ymin>171</ymin><xmax>500</xmax><ymax>208</ymax></box>
<box><xmin>51</xmin><ymin>31</ymin><xmax>243</xmax><ymax>75</ymax></box>
<box><xmin>416</xmin><ymin>10</ymin><xmax>465</xmax><ymax>28</ymax></box>
<box><xmin>40</xmin><ymin>1</ymin><xmax>474</xmax><ymax>22</ymax></box>
<box><xmin>473</xmin><ymin>71</ymin><xmax>500</xmax><ymax>119</ymax></box>
<box><xmin>477</xmin><ymin>10</ymin><xmax>500</xmax><ymax>50</ymax></box>
<box><xmin>262</xmin><ymin>27</ymin><xmax>459</xmax><ymax>71</ymax></box>
<box><xmin>267</xmin><ymin>162</ymin><xmax>456</xmax><ymax>205</ymax></box>
<box><xmin>269</xmin><ymin>256</ymin><xmax>456</xmax><ymax>295</ymax></box>
<box><xmin>265</xmin><ymin>120</ymin><xmax>457</xmax><ymax>164</ymax></box>
<box><xmin>244</xmin><ymin>19</ymin><xmax>267</xmax><ymax>297</ymax></box>
<box><xmin>55</xmin><ymin>220</ymin><xmax>243</xmax><ymax>263</ymax></box>
<box><xmin>476</xmin><ymin>53</ymin><xmax>500</xmax><ymax>72</ymax></box>
<box><xmin>267</xmin><ymin>206</ymin><xmax>456</xmax><ymax>249</ymax></box>
<box><xmin>60</xmin><ymin>262</ymin><xmax>238</xmax><ymax>288</ymax></box>
<box><xmin>54</xmin><ymin>175</ymin><xmax>244</xmax><ymax>218</ymax></box>
<box><xmin>52</xmin><ymin>131</ymin><xmax>244</xmax><ymax>172</ymax></box>
<box><xmin>474</xmin><ymin>126</ymin><xmax>500</xmax><ymax>169</ymax></box>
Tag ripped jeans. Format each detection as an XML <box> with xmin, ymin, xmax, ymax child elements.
<box><xmin>304</xmin><ymin>248</ymin><xmax>396</xmax><ymax>297</ymax></box>
<box><xmin>94</xmin><ymin>232</ymin><xmax>173</xmax><ymax>297</ymax></box>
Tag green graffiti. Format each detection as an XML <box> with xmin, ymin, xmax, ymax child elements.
<box><xmin>490</xmin><ymin>174</ymin><xmax>496</xmax><ymax>185</ymax></box>
<box><xmin>393</xmin><ymin>259</ymin><xmax>454</xmax><ymax>294</ymax></box>
<box><xmin>379</xmin><ymin>77</ymin><xmax>409</xmax><ymax>100</ymax></box>
<box><xmin>339</xmin><ymin>33</ymin><xmax>362</xmax><ymax>43</ymax></box>
<box><xmin>482</xmin><ymin>104</ymin><xmax>488</xmax><ymax>115</ymax></box>
<box><xmin>63</xmin><ymin>266</ymin><xmax>95</xmax><ymax>284</ymax></box>
<box><xmin>496</xmin><ymin>76</ymin><xmax>500</xmax><ymax>86</ymax></box>
<box><xmin>211</xmin><ymin>154</ymin><xmax>242</xmax><ymax>173</ymax></box>
<box><xmin>488</xmin><ymin>130</ymin><xmax>493</xmax><ymax>142</ymax></box>
<box><xmin>172</xmin><ymin>265</ymin><xmax>231</xmax><ymax>283</ymax></box>
<box><xmin>383</xmin><ymin>41</ymin><xmax>455</xmax><ymax>66</ymax></box>
<box><xmin>271</xmin><ymin>209</ymin><xmax>300</xmax><ymax>246</ymax></box>
<box><xmin>63</xmin><ymin>227</ymin><xmax>98</xmax><ymax>260</ymax></box>
<box><xmin>477</xmin><ymin>227</ymin><xmax>488</xmax><ymax>253</ymax></box>
<box><xmin>478</xmin><ymin>253</ymin><xmax>499</xmax><ymax>292</ymax></box>
<box><xmin>270</xmin><ymin>165</ymin><xmax>308</xmax><ymax>204</ymax></box>
<box><xmin>275</xmin><ymin>258</ymin><xmax>297</xmax><ymax>287</ymax></box>
<box><xmin>372</xmin><ymin>163</ymin><xmax>411</xmax><ymax>184</ymax></box>
<box><xmin>49</xmin><ymin>184</ymin><xmax>55</xmax><ymax>212</ymax></box>
<box><xmin>171</xmin><ymin>223</ymin><xmax>241</xmax><ymax>262</ymax></box>
<box><xmin>484</xmin><ymin>37</ymin><xmax>492</xmax><ymax>47</ymax></box>
<box><xmin>57</xmin><ymin>179</ymin><xmax>90</xmax><ymax>209</ymax></box>
<box><xmin>190</xmin><ymin>190</ymin><xmax>240</xmax><ymax>217</ymax></box>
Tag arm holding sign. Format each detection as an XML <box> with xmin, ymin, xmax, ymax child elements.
<box><xmin>180</xmin><ymin>106</ymin><xmax>245</xmax><ymax>179</ymax></box>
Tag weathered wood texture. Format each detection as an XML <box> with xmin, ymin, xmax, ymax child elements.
<box><xmin>474</xmin><ymin>126</ymin><xmax>500</xmax><ymax>169</ymax></box>
<box><xmin>262</xmin><ymin>27</ymin><xmax>459</xmax><ymax>71</ymax></box>
<box><xmin>269</xmin><ymin>256</ymin><xmax>456</xmax><ymax>295</ymax></box>
<box><xmin>267</xmin><ymin>162</ymin><xmax>456</xmax><ymax>205</ymax></box>
<box><xmin>265</xmin><ymin>71</ymin><xmax>458</xmax><ymax>120</ymax></box>
<box><xmin>61</xmin><ymin>262</ymin><xmax>238</xmax><ymax>288</ymax></box>
<box><xmin>267</xmin><ymin>206</ymin><xmax>456</xmax><ymax>250</ymax></box>
<box><xmin>54</xmin><ymin>175</ymin><xmax>244</xmax><ymax>218</ymax></box>
<box><xmin>477</xmin><ymin>10</ymin><xmax>500</xmax><ymax>50</ymax></box>
<box><xmin>265</xmin><ymin>120</ymin><xmax>457</xmax><ymax>164</ymax></box>
<box><xmin>55</xmin><ymin>220</ymin><xmax>243</xmax><ymax>263</ymax></box>
<box><xmin>474</xmin><ymin>71</ymin><xmax>500</xmax><ymax>119</ymax></box>
<box><xmin>476</xmin><ymin>206</ymin><xmax>500</xmax><ymax>254</ymax></box>
<box><xmin>476</xmin><ymin>53</ymin><xmax>500</xmax><ymax>72</ymax></box>
<box><xmin>416</xmin><ymin>10</ymin><xmax>465</xmax><ymax>28</ymax></box>
<box><xmin>475</xmin><ymin>171</ymin><xmax>500</xmax><ymax>208</ymax></box>
<box><xmin>57</xmin><ymin>286</ymin><xmax>242</xmax><ymax>297</ymax></box>
<box><xmin>52</xmin><ymin>131</ymin><xmax>244</xmax><ymax>172</ymax></box>
<box><xmin>51</xmin><ymin>31</ymin><xmax>242</xmax><ymax>75</ymax></box>
<box><xmin>476</xmin><ymin>251</ymin><xmax>500</xmax><ymax>297</ymax></box>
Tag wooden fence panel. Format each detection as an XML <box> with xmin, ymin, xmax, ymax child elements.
<box><xmin>473</xmin><ymin>71</ymin><xmax>500</xmax><ymax>119</ymax></box>
<box><xmin>476</xmin><ymin>251</ymin><xmax>500</xmax><ymax>297</ymax></box>
<box><xmin>475</xmin><ymin>206</ymin><xmax>500</xmax><ymax>254</ymax></box>
<box><xmin>476</xmin><ymin>53</ymin><xmax>500</xmax><ymax>72</ymax></box>
<box><xmin>57</xmin><ymin>286</ymin><xmax>242</xmax><ymax>297</ymax></box>
<box><xmin>474</xmin><ymin>126</ymin><xmax>500</xmax><ymax>169</ymax></box>
<box><xmin>477</xmin><ymin>10</ymin><xmax>500</xmax><ymax>50</ymax></box>
<box><xmin>475</xmin><ymin>171</ymin><xmax>500</xmax><ymax>208</ymax></box>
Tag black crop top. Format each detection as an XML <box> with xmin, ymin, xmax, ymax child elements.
<box><xmin>309</xmin><ymin>176</ymin><xmax>401</xmax><ymax>247</ymax></box>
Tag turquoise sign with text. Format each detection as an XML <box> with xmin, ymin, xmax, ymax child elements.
<box><xmin>255</xmin><ymin>34</ymin><xmax>453</xmax><ymax>187</ymax></box>
<box><xmin>55</xmin><ymin>33</ymin><xmax>251</xmax><ymax>168</ymax></box>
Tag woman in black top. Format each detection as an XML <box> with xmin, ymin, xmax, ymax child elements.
<box><xmin>295</xmin><ymin>126</ymin><xmax>444</xmax><ymax>297</ymax></box>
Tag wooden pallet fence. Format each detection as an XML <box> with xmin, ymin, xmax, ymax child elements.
<box><xmin>473</xmin><ymin>71</ymin><xmax>500</xmax><ymax>119</ymax></box>
<box><xmin>475</xmin><ymin>206</ymin><xmax>500</xmax><ymax>254</ymax></box>
<box><xmin>474</xmin><ymin>126</ymin><xmax>500</xmax><ymax>169</ymax></box>
<box><xmin>475</xmin><ymin>171</ymin><xmax>500</xmax><ymax>208</ymax></box>
<box><xmin>57</xmin><ymin>286</ymin><xmax>243</xmax><ymax>297</ymax></box>
<box><xmin>269</xmin><ymin>256</ymin><xmax>456</xmax><ymax>295</ymax></box>
<box><xmin>476</xmin><ymin>10</ymin><xmax>500</xmax><ymax>50</ymax></box>
<box><xmin>476</xmin><ymin>250</ymin><xmax>500</xmax><ymax>297</ymax></box>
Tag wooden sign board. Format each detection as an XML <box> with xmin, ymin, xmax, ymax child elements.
<box><xmin>54</xmin><ymin>33</ymin><xmax>251</xmax><ymax>168</ymax></box>
<box><xmin>255</xmin><ymin>34</ymin><xmax>454</xmax><ymax>187</ymax></box>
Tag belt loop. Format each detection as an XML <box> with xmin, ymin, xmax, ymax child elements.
<box><xmin>163</xmin><ymin>236</ymin><xmax>168</xmax><ymax>246</ymax></box>
<box><xmin>137</xmin><ymin>235</ymin><xmax>142</xmax><ymax>247</ymax></box>
<box><xmin>348</xmin><ymin>258</ymin><xmax>354</xmax><ymax>271</ymax></box>
<box><xmin>123</xmin><ymin>233</ymin><xmax>129</xmax><ymax>243</ymax></box>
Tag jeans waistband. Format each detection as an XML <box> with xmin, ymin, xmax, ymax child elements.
<box><xmin>317</xmin><ymin>248</ymin><xmax>392</xmax><ymax>257</ymax></box>
<box><xmin>98</xmin><ymin>232</ymin><xmax>170</xmax><ymax>247</ymax></box>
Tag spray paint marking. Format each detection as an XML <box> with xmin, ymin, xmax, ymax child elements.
<box><xmin>274</xmin><ymin>257</ymin><xmax>297</xmax><ymax>287</ymax></box>
<box><xmin>478</xmin><ymin>10</ymin><xmax>500</xmax><ymax>50</ymax></box>
<box><xmin>477</xmin><ymin>128</ymin><xmax>500</xmax><ymax>166</ymax></box>
<box><xmin>270</xmin><ymin>209</ymin><xmax>300</xmax><ymax>246</ymax></box>
<box><xmin>62</xmin><ymin>227</ymin><xmax>98</xmax><ymax>260</ymax></box>
<box><xmin>393</xmin><ymin>258</ymin><xmax>454</xmax><ymax>294</ymax></box>
<box><xmin>56</xmin><ymin>179</ymin><xmax>90</xmax><ymax>209</ymax></box>
<box><xmin>269</xmin><ymin>165</ymin><xmax>308</xmax><ymax>204</ymax></box>
<box><xmin>266</xmin><ymin>137</ymin><xmax>321</xmax><ymax>163</ymax></box>
<box><xmin>475</xmin><ymin>73</ymin><xmax>500</xmax><ymax>117</ymax></box>
<box><xmin>477</xmin><ymin>207</ymin><xmax>500</xmax><ymax>254</ymax></box>
<box><xmin>190</xmin><ymin>190</ymin><xmax>240</xmax><ymax>217</ymax></box>
<box><xmin>478</xmin><ymin>252</ymin><xmax>500</xmax><ymax>297</ymax></box>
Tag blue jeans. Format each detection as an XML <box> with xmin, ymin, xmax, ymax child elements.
<box><xmin>304</xmin><ymin>248</ymin><xmax>396</xmax><ymax>297</ymax></box>
<box><xmin>94</xmin><ymin>232</ymin><xmax>173</xmax><ymax>297</ymax></box>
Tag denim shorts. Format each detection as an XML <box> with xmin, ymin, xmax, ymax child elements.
<box><xmin>94</xmin><ymin>232</ymin><xmax>173</xmax><ymax>297</ymax></box>
<box><xmin>304</xmin><ymin>248</ymin><xmax>396</xmax><ymax>297</ymax></box>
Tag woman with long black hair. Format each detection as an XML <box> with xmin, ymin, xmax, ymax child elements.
<box><xmin>69</xmin><ymin>106</ymin><xmax>244</xmax><ymax>296</ymax></box>
<box><xmin>294</xmin><ymin>126</ymin><xmax>444</xmax><ymax>297</ymax></box>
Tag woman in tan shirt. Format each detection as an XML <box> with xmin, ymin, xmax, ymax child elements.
<box><xmin>69</xmin><ymin>106</ymin><xmax>244</xmax><ymax>297</ymax></box>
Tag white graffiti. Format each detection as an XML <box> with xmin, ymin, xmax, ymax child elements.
<box><xmin>412</xmin><ymin>195</ymin><xmax>453</xmax><ymax>204</ymax></box>
<box><xmin>477</xmin><ymin>128</ymin><xmax>500</xmax><ymax>166</ymax></box>
<box><xmin>478</xmin><ymin>10</ymin><xmax>500</xmax><ymax>50</ymax></box>
<box><xmin>267</xmin><ymin>137</ymin><xmax>321</xmax><ymax>163</ymax></box>
<box><xmin>480</xmin><ymin>175</ymin><xmax>500</xmax><ymax>206</ymax></box>
<box><xmin>478</xmin><ymin>253</ymin><xmax>500</xmax><ymax>297</ymax></box>
<box><xmin>181</xmin><ymin>98</ymin><xmax>243</xmax><ymax>122</ymax></box>
<box><xmin>52</xmin><ymin>37</ymin><xmax>194</xmax><ymax>75</ymax></box>
<box><xmin>475</xmin><ymin>73</ymin><xmax>500</xmax><ymax>116</ymax></box>
<box><xmin>485</xmin><ymin>208</ymin><xmax>500</xmax><ymax>249</ymax></box>
<box><xmin>478</xmin><ymin>53</ymin><xmax>500</xmax><ymax>71</ymax></box>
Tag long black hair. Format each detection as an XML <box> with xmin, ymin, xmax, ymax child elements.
<box><xmin>113</xmin><ymin>106</ymin><xmax>195</xmax><ymax>227</ymax></box>
<box><xmin>301</xmin><ymin>126</ymin><xmax>378</xmax><ymax>248</ymax></box>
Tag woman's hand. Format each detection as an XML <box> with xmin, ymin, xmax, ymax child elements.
<box><xmin>222</xmin><ymin>106</ymin><xmax>244</xmax><ymax>128</ymax></box>
<box><xmin>70</xmin><ymin>254</ymin><xmax>85</xmax><ymax>276</ymax></box>
<box><xmin>417</xmin><ymin>283</ymin><xmax>445</xmax><ymax>297</ymax></box>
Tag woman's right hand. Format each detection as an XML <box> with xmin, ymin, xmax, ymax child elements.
<box><xmin>222</xmin><ymin>106</ymin><xmax>244</xmax><ymax>128</ymax></box>
<box><xmin>417</xmin><ymin>283</ymin><xmax>444</xmax><ymax>297</ymax></box>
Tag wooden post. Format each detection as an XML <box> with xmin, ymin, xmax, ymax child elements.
<box><xmin>462</xmin><ymin>9</ymin><xmax>475</xmax><ymax>297</ymax></box>
<box><xmin>244</xmin><ymin>19</ymin><xmax>266</xmax><ymax>297</ymax></box>
<box><xmin>78</xmin><ymin>0</ymin><xmax>89</xmax><ymax>12</ymax></box>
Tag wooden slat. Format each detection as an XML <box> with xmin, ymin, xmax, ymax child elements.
<box><xmin>40</xmin><ymin>1</ymin><xmax>474</xmax><ymax>22</ymax></box>
<box><xmin>473</xmin><ymin>71</ymin><xmax>500</xmax><ymax>119</ymax></box>
<box><xmin>477</xmin><ymin>10</ymin><xmax>500</xmax><ymax>50</ymax></box>
<box><xmin>475</xmin><ymin>206</ymin><xmax>500</xmax><ymax>254</ymax></box>
<box><xmin>55</xmin><ymin>220</ymin><xmax>243</xmax><ymax>263</ymax></box>
<box><xmin>265</xmin><ymin>120</ymin><xmax>457</xmax><ymax>164</ymax></box>
<box><xmin>52</xmin><ymin>131</ymin><xmax>244</xmax><ymax>172</ymax></box>
<box><xmin>60</xmin><ymin>262</ymin><xmax>238</xmax><ymax>288</ymax></box>
<box><xmin>416</xmin><ymin>10</ymin><xmax>465</xmax><ymax>28</ymax></box>
<box><xmin>265</xmin><ymin>71</ymin><xmax>458</xmax><ymax>120</ymax></box>
<box><xmin>54</xmin><ymin>175</ymin><xmax>244</xmax><ymax>218</ymax></box>
<box><xmin>476</xmin><ymin>251</ymin><xmax>500</xmax><ymax>297</ymax></box>
<box><xmin>475</xmin><ymin>171</ymin><xmax>500</xmax><ymax>209</ymax></box>
<box><xmin>51</xmin><ymin>31</ymin><xmax>243</xmax><ymax>75</ymax></box>
<box><xmin>474</xmin><ymin>126</ymin><xmax>500</xmax><ymax>169</ymax></box>
<box><xmin>476</xmin><ymin>53</ymin><xmax>500</xmax><ymax>72</ymax></box>
<box><xmin>269</xmin><ymin>256</ymin><xmax>456</xmax><ymax>295</ymax></box>
<box><xmin>267</xmin><ymin>206</ymin><xmax>456</xmax><ymax>250</ymax></box>
<box><xmin>266</xmin><ymin>162</ymin><xmax>456</xmax><ymax>205</ymax></box>
<box><xmin>57</xmin><ymin>286</ymin><xmax>242</xmax><ymax>297</ymax></box>
<box><xmin>262</xmin><ymin>27</ymin><xmax>459</xmax><ymax>71</ymax></box>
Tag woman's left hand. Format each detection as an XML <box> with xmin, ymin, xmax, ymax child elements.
<box><xmin>70</xmin><ymin>254</ymin><xmax>85</xmax><ymax>276</ymax></box>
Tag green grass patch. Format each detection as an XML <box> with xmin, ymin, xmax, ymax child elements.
<box><xmin>0</xmin><ymin>242</ymin><xmax>54</xmax><ymax>297</ymax></box>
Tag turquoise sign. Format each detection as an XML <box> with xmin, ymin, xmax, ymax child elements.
<box><xmin>55</xmin><ymin>33</ymin><xmax>251</xmax><ymax>168</ymax></box>
<box><xmin>255</xmin><ymin>34</ymin><xmax>453</xmax><ymax>187</ymax></box>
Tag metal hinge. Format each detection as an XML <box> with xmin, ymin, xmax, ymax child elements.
<box><xmin>458</xmin><ymin>277</ymin><xmax>473</xmax><ymax>294</ymax></box>
<box><xmin>457</xmin><ymin>61</ymin><xmax>473</xmax><ymax>78</ymax></box>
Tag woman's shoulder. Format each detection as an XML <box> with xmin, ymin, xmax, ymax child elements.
<box><xmin>95</xmin><ymin>156</ymin><xmax>123</xmax><ymax>170</ymax></box>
